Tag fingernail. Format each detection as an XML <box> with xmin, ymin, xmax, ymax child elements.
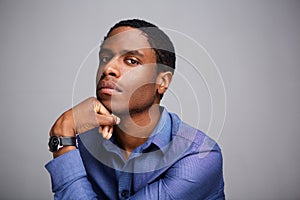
<box><xmin>112</xmin><ymin>114</ymin><xmax>121</xmax><ymax>124</ymax></box>
<box><xmin>102</xmin><ymin>128</ymin><xmax>109</xmax><ymax>139</ymax></box>
<box><xmin>116</xmin><ymin>117</ymin><xmax>120</xmax><ymax>124</ymax></box>
<box><xmin>106</xmin><ymin>132</ymin><xmax>112</xmax><ymax>140</ymax></box>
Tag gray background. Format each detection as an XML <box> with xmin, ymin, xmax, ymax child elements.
<box><xmin>0</xmin><ymin>0</ymin><xmax>299</xmax><ymax>199</ymax></box>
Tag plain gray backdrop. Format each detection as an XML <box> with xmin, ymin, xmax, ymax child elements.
<box><xmin>0</xmin><ymin>0</ymin><xmax>299</xmax><ymax>199</ymax></box>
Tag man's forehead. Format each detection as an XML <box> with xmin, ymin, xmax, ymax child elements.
<box><xmin>101</xmin><ymin>28</ymin><xmax>152</xmax><ymax>52</ymax></box>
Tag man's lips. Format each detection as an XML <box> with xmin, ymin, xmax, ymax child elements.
<box><xmin>97</xmin><ymin>81</ymin><xmax>122</xmax><ymax>95</ymax></box>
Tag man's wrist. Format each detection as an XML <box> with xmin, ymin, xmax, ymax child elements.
<box><xmin>53</xmin><ymin>146</ymin><xmax>77</xmax><ymax>158</ymax></box>
<box><xmin>48</xmin><ymin>135</ymin><xmax>77</xmax><ymax>152</ymax></box>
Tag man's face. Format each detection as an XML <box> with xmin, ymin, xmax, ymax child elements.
<box><xmin>96</xmin><ymin>26</ymin><xmax>159</xmax><ymax>116</ymax></box>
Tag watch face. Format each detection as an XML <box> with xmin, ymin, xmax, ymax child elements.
<box><xmin>48</xmin><ymin>136</ymin><xmax>59</xmax><ymax>152</ymax></box>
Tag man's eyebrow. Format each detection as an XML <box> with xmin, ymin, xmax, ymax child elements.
<box><xmin>99</xmin><ymin>48</ymin><xmax>146</xmax><ymax>57</ymax></box>
<box><xmin>120</xmin><ymin>49</ymin><xmax>145</xmax><ymax>57</ymax></box>
<box><xmin>99</xmin><ymin>48</ymin><xmax>113</xmax><ymax>55</ymax></box>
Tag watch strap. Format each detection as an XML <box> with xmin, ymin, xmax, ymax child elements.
<box><xmin>59</xmin><ymin>137</ymin><xmax>77</xmax><ymax>146</ymax></box>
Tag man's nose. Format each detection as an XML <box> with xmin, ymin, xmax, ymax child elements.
<box><xmin>102</xmin><ymin>59</ymin><xmax>121</xmax><ymax>78</ymax></box>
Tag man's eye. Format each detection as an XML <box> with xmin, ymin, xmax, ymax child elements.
<box><xmin>100</xmin><ymin>56</ymin><xmax>110</xmax><ymax>64</ymax></box>
<box><xmin>125</xmin><ymin>58</ymin><xmax>140</xmax><ymax>65</ymax></box>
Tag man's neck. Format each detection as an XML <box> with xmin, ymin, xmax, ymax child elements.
<box><xmin>114</xmin><ymin>105</ymin><xmax>162</xmax><ymax>159</ymax></box>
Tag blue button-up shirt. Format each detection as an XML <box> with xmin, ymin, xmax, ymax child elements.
<box><xmin>46</xmin><ymin>108</ymin><xmax>225</xmax><ymax>199</ymax></box>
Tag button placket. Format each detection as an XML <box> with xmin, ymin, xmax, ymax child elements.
<box><xmin>118</xmin><ymin>170</ymin><xmax>132</xmax><ymax>199</ymax></box>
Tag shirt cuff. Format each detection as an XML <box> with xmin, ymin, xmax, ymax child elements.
<box><xmin>45</xmin><ymin>149</ymin><xmax>86</xmax><ymax>192</ymax></box>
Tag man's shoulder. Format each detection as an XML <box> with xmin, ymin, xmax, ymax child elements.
<box><xmin>168</xmin><ymin>112</ymin><xmax>221</xmax><ymax>154</ymax></box>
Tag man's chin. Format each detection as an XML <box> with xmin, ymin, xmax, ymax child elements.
<box><xmin>97</xmin><ymin>97</ymin><xmax>112</xmax><ymax>113</ymax></box>
<box><xmin>98</xmin><ymin>96</ymin><xmax>135</xmax><ymax>117</ymax></box>
<box><xmin>98</xmin><ymin>99</ymin><xmax>125</xmax><ymax>116</ymax></box>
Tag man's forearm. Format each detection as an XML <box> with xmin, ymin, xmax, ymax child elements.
<box><xmin>45</xmin><ymin>150</ymin><xmax>100</xmax><ymax>199</ymax></box>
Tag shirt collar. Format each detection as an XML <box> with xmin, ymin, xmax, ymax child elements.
<box><xmin>145</xmin><ymin>107</ymin><xmax>171</xmax><ymax>152</ymax></box>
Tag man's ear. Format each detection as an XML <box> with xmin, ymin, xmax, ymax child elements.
<box><xmin>156</xmin><ymin>71</ymin><xmax>173</xmax><ymax>95</ymax></box>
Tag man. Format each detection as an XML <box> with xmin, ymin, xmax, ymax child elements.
<box><xmin>46</xmin><ymin>19</ymin><xmax>225</xmax><ymax>199</ymax></box>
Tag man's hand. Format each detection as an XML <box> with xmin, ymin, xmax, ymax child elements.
<box><xmin>49</xmin><ymin>97</ymin><xmax>119</xmax><ymax>158</ymax></box>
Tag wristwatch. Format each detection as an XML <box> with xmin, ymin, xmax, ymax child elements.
<box><xmin>48</xmin><ymin>135</ymin><xmax>77</xmax><ymax>152</ymax></box>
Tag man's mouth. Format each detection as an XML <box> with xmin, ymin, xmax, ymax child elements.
<box><xmin>98</xmin><ymin>81</ymin><xmax>122</xmax><ymax>95</ymax></box>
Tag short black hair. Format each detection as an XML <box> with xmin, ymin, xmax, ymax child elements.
<box><xmin>103</xmin><ymin>19</ymin><xmax>176</xmax><ymax>73</ymax></box>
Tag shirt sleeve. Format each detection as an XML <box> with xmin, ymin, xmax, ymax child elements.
<box><xmin>45</xmin><ymin>150</ymin><xmax>102</xmax><ymax>200</ymax></box>
<box><xmin>129</xmin><ymin>144</ymin><xmax>225</xmax><ymax>200</ymax></box>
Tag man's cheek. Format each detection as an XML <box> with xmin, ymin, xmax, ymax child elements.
<box><xmin>128</xmin><ymin>83</ymin><xmax>156</xmax><ymax>105</ymax></box>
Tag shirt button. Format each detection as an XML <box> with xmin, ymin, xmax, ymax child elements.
<box><xmin>121</xmin><ymin>190</ymin><xmax>129</xmax><ymax>197</ymax></box>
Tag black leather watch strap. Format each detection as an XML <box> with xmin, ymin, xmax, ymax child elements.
<box><xmin>59</xmin><ymin>137</ymin><xmax>77</xmax><ymax>146</ymax></box>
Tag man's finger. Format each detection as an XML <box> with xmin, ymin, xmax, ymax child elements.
<box><xmin>93</xmin><ymin>100</ymin><xmax>110</xmax><ymax>115</ymax></box>
<box><xmin>95</xmin><ymin>114</ymin><xmax>119</xmax><ymax>126</ymax></box>
<box><xmin>105</xmin><ymin>127</ymin><xmax>113</xmax><ymax>140</ymax></box>
<box><xmin>101</xmin><ymin>125</ymin><xmax>113</xmax><ymax>140</ymax></box>
<box><xmin>111</xmin><ymin>114</ymin><xmax>121</xmax><ymax>125</ymax></box>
